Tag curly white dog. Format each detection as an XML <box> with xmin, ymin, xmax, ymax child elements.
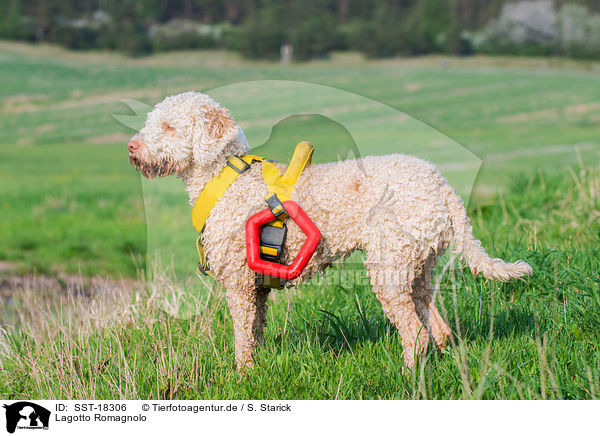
<box><xmin>128</xmin><ymin>91</ymin><xmax>532</xmax><ymax>370</ymax></box>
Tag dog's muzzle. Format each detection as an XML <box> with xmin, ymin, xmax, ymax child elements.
<box><xmin>129</xmin><ymin>153</ymin><xmax>179</xmax><ymax>179</ymax></box>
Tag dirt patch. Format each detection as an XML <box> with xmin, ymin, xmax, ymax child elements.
<box><xmin>499</xmin><ymin>102</ymin><xmax>600</xmax><ymax>124</ymax></box>
<box><xmin>404</xmin><ymin>83</ymin><xmax>422</xmax><ymax>92</ymax></box>
<box><xmin>564</xmin><ymin>102</ymin><xmax>600</xmax><ymax>116</ymax></box>
<box><xmin>88</xmin><ymin>133</ymin><xmax>132</xmax><ymax>144</ymax></box>
<box><xmin>498</xmin><ymin>108</ymin><xmax>560</xmax><ymax>124</ymax></box>
<box><xmin>32</xmin><ymin>123</ymin><xmax>57</xmax><ymax>134</ymax></box>
<box><xmin>0</xmin><ymin>273</ymin><xmax>141</xmax><ymax>298</ymax></box>
<box><xmin>486</xmin><ymin>142</ymin><xmax>597</xmax><ymax>163</ymax></box>
<box><xmin>0</xmin><ymin>93</ymin><xmax>49</xmax><ymax>113</ymax></box>
<box><xmin>0</xmin><ymin>261</ymin><xmax>16</xmax><ymax>272</ymax></box>
<box><xmin>1</xmin><ymin>88</ymin><xmax>167</xmax><ymax>115</ymax></box>
<box><xmin>375</xmin><ymin>54</ymin><xmax>600</xmax><ymax>73</ymax></box>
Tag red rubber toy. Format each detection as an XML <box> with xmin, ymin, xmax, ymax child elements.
<box><xmin>246</xmin><ymin>201</ymin><xmax>321</xmax><ymax>280</ymax></box>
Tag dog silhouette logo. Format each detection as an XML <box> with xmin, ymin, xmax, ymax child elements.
<box><xmin>2</xmin><ymin>402</ymin><xmax>50</xmax><ymax>433</ymax></box>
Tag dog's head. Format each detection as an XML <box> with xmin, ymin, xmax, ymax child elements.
<box><xmin>128</xmin><ymin>91</ymin><xmax>243</xmax><ymax>179</ymax></box>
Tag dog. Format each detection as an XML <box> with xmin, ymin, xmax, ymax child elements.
<box><xmin>128</xmin><ymin>91</ymin><xmax>532</xmax><ymax>370</ymax></box>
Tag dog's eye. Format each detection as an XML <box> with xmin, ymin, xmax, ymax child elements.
<box><xmin>162</xmin><ymin>122</ymin><xmax>175</xmax><ymax>133</ymax></box>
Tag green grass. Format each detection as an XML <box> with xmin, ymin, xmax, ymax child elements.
<box><xmin>0</xmin><ymin>41</ymin><xmax>599</xmax><ymax>399</ymax></box>
<box><xmin>0</xmin><ymin>144</ymin><xmax>145</xmax><ymax>276</ymax></box>
<box><xmin>0</xmin><ymin>166</ymin><xmax>598</xmax><ymax>399</ymax></box>
<box><xmin>1</xmin><ymin>43</ymin><xmax>599</xmax><ymax>276</ymax></box>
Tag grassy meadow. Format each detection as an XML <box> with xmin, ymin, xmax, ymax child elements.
<box><xmin>0</xmin><ymin>41</ymin><xmax>599</xmax><ymax>399</ymax></box>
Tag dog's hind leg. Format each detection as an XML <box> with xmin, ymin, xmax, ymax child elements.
<box><xmin>412</xmin><ymin>255</ymin><xmax>451</xmax><ymax>351</ymax></box>
<box><xmin>225</xmin><ymin>286</ymin><xmax>270</xmax><ymax>370</ymax></box>
<box><xmin>364</xmin><ymin>253</ymin><xmax>430</xmax><ymax>369</ymax></box>
<box><xmin>367</xmin><ymin>279</ymin><xmax>430</xmax><ymax>370</ymax></box>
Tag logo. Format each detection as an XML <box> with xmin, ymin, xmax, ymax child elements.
<box><xmin>3</xmin><ymin>402</ymin><xmax>50</xmax><ymax>434</ymax></box>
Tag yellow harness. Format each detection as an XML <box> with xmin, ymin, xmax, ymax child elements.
<box><xmin>192</xmin><ymin>141</ymin><xmax>314</xmax><ymax>278</ymax></box>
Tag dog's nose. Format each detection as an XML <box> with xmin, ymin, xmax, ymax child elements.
<box><xmin>128</xmin><ymin>140</ymin><xmax>142</xmax><ymax>153</ymax></box>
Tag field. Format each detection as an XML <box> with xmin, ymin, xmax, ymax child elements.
<box><xmin>0</xmin><ymin>41</ymin><xmax>599</xmax><ymax>399</ymax></box>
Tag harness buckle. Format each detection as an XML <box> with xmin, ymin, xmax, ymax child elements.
<box><xmin>259</xmin><ymin>220</ymin><xmax>287</xmax><ymax>262</ymax></box>
<box><xmin>197</xmin><ymin>262</ymin><xmax>210</xmax><ymax>276</ymax></box>
<box><xmin>226</xmin><ymin>155</ymin><xmax>250</xmax><ymax>173</ymax></box>
<box><xmin>265</xmin><ymin>193</ymin><xmax>286</xmax><ymax>217</ymax></box>
<box><xmin>255</xmin><ymin>220</ymin><xmax>288</xmax><ymax>289</ymax></box>
<box><xmin>196</xmin><ymin>237</ymin><xmax>215</xmax><ymax>278</ymax></box>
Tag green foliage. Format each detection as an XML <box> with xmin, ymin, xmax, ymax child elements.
<box><xmin>346</xmin><ymin>4</ymin><xmax>413</xmax><ymax>58</ymax></box>
<box><xmin>237</xmin><ymin>3</ymin><xmax>286</xmax><ymax>60</ymax></box>
<box><xmin>149</xmin><ymin>21</ymin><xmax>224</xmax><ymax>52</ymax></box>
<box><xmin>557</xmin><ymin>4</ymin><xmax>600</xmax><ymax>59</ymax></box>
<box><xmin>285</xmin><ymin>3</ymin><xmax>337</xmax><ymax>60</ymax></box>
<box><xmin>2</xmin><ymin>0</ymin><xmax>600</xmax><ymax>59</ymax></box>
<box><xmin>0</xmin><ymin>0</ymin><xmax>35</xmax><ymax>41</ymax></box>
<box><xmin>470</xmin><ymin>2</ymin><xmax>600</xmax><ymax>59</ymax></box>
<box><xmin>236</xmin><ymin>0</ymin><xmax>337</xmax><ymax>60</ymax></box>
<box><xmin>342</xmin><ymin>0</ymin><xmax>463</xmax><ymax>58</ymax></box>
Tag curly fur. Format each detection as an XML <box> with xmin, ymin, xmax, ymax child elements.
<box><xmin>129</xmin><ymin>91</ymin><xmax>533</xmax><ymax>370</ymax></box>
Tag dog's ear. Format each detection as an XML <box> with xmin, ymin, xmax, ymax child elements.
<box><xmin>192</xmin><ymin>104</ymin><xmax>239</xmax><ymax>165</ymax></box>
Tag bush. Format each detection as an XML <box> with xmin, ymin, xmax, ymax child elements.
<box><xmin>237</xmin><ymin>4</ymin><xmax>286</xmax><ymax>60</ymax></box>
<box><xmin>149</xmin><ymin>20</ymin><xmax>225</xmax><ymax>51</ymax></box>
<box><xmin>470</xmin><ymin>1</ymin><xmax>600</xmax><ymax>59</ymax></box>
<box><xmin>345</xmin><ymin>4</ymin><xmax>418</xmax><ymax>58</ymax></box>
<box><xmin>346</xmin><ymin>0</ymin><xmax>454</xmax><ymax>58</ymax></box>
<box><xmin>0</xmin><ymin>1</ymin><xmax>36</xmax><ymax>41</ymax></box>
<box><xmin>47</xmin><ymin>10</ymin><xmax>153</xmax><ymax>56</ymax></box>
<box><xmin>287</xmin><ymin>11</ymin><xmax>337</xmax><ymax>60</ymax></box>
<box><xmin>236</xmin><ymin>0</ymin><xmax>336</xmax><ymax>61</ymax></box>
<box><xmin>51</xmin><ymin>25</ymin><xmax>99</xmax><ymax>50</ymax></box>
<box><xmin>49</xmin><ymin>10</ymin><xmax>112</xmax><ymax>50</ymax></box>
<box><xmin>557</xmin><ymin>4</ymin><xmax>600</xmax><ymax>58</ymax></box>
<box><xmin>470</xmin><ymin>0</ymin><xmax>559</xmax><ymax>56</ymax></box>
<box><xmin>105</xmin><ymin>22</ymin><xmax>152</xmax><ymax>56</ymax></box>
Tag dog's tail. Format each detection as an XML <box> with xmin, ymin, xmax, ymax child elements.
<box><xmin>441</xmin><ymin>181</ymin><xmax>532</xmax><ymax>281</ymax></box>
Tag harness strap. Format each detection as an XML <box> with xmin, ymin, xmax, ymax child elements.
<box><xmin>192</xmin><ymin>154</ymin><xmax>263</xmax><ymax>277</ymax></box>
<box><xmin>191</xmin><ymin>154</ymin><xmax>263</xmax><ymax>234</ymax></box>
<box><xmin>192</xmin><ymin>142</ymin><xmax>314</xmax><ymax>278</ymax></box>
<box><xmin>262</xmin><ymin>141</ymin><xmax>313</xmax><ymax>205</ymax></box>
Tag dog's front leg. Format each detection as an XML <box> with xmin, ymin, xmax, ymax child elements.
<box><xmin>225</xmin><ymin>286</ymin><xmax>270</xmax><ymax>370</ymax></box>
